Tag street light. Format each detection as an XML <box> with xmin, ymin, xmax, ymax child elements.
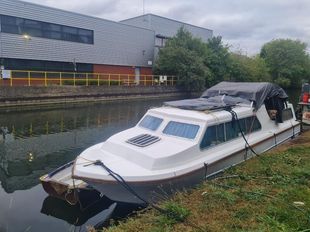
<box><xmin>22</xmin><ymin>34</ymin><xmax>31</xmax><ymax>40</ymax></box>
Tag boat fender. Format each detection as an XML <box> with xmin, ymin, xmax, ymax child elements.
<box><xmin>291</xmin><ymin>124</ymin><xmax>295</xmax><ymax>139</ymax></box>
<box><xmin>244</xmin><ymin>144</ymin><xmax>248</xmax><ymax>160</ymax></box>
<box><xmin>274</xmin><ymin>133</ymin><xmax>277</xmax><ymax>147</ymax></box>
<box><xmin>203</xmin><ymin>163</ymin><xmax>208</xmax><ymax>181</ymax></box>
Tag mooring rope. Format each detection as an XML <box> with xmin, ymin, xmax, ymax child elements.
<box><xmin>225</xmin><ymin>107</ymin><xmax>259</xmax><ymax>156</ymax></box>
<box><xmin>73</xmin><ymin>156</ymin><xmax>205</xmax><ymax>231</ymax></box>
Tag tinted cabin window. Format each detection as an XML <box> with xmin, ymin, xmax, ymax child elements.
<box><xmin>200</xmin><ymin>116</ymin><xmax>262</xmax><ymax>150</ymax></box>
<box><xmin>248</xmin><ymin>116</ymin><xmax>262</xmax><ymax>132</ymax></box>
<box><xmin>225</xmin><ymin>121</ymin><xmax>238</xmax><ymax>141</ymax></box>
<box><xmin>163</xmin><ymin>121</ymin><xmax>199</xmax><ymax>139</ymax></box>
<box><xmin>282</xmin><ymin>108</ymin><xmax>293</xmax><ymax>121</ymax></box>
<box><xmin>200</xmin><ymin>124</ymin><xmax>225</xmax><ymax>149</ymax></box>
<box><xmin>139</xmin><ymin>115</ymin><xmax>163</xmax><ymax>131</ymax></box>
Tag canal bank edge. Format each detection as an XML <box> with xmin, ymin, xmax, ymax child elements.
<box><xmin>104</xmin><ymin>130</ymin><xmax>310</xmax><ymax>232</ymax></box>
<box><xmin>0</xmin><ymin>86</ymin><xmax>189</xmax><ymax>108</ymax></box>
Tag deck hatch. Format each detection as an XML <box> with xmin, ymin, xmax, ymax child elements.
<box><xmin>126</xmin><ymin>134</ymin><xmax>160</xmax><ymax>147</ymax></box>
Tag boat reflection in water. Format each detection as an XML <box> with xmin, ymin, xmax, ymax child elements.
<box><xmin>0</xmin><ymin>101</ymin><xmax>155</xmax><ymax>193</ymax></box>
<box><xmin>41</xmin><ymin>195</ymin><xmax>143</xmax><ymax>231</ymax></box>
<box><xmin>0</xmin><ymin>99</ymin><xmax>172</xmax><ymax>232</ymax></box>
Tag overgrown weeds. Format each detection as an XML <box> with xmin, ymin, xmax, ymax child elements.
<box><xmin>103</xmin><ymin>131</ymin><xmax>310</xmax><ymax>232</ymax></box>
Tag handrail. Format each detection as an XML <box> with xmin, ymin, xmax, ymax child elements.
<box><xmin>0</xmin><ymin>70</ymin><xmax>178</xmax><ymax>87</ymax></box>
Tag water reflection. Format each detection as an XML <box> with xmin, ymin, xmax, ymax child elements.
<box><xmin>40</xmin><ymin>196</ymin><xmax>143</xmax><ymax>231</ymax></box>
<box><xmin>0</xmin><ymin>98</ymin><xmax>176</xmax><ymax>232</ymax></box>
<box><xmin>0</xmin><ymin>101</ymin><xmax>161</xmax><ymax>193</ymax></box>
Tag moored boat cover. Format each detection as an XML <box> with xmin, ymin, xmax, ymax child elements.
<box><xmin>165</xmin><ymin>82</ymin><xmax>288</xmax><ymax>111</ymax></box>
<box><xmin>164</xmin><ymin>96</ymin><xmax>250</xmax><ymax>111</ymax></box>
<box><xmin>201</xmin><ymin>82</ymin><xmax>288</xmax><ymax>110</ymax></box>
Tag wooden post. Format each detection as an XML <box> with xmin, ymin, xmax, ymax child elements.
<box><xmin>28</xmin><ymin>71</ymin><xmax>31</xmax><ymax>86</ymax></box>
<box><xmin>10</xmin><ymin>71</ymin><xmax>13</xmax><ymax>87</ymax></box>
<box><xmin>73</xmin><ymin>73</ymin><xmax>76</xmax><ymax>86</ymax></box>
<box><xmin>118</xmin><ymin>74</ymin><xmax>121</xmax><ymax>86</ymax></box>
<box><xmin>60</xmin><ymin>72</ymin><xmax>62</xmax><ymax>86</ymax></box>
<box><xmin>86</xmin><ymin>73</ymin><xmax>89</xmax><ymax>86</ymax></box>
<box><xmin>44</xmin><ymin>72</ymin><xmax>47</xmax><ymax>87</ymax></box>
<box><xmin>97</xmin><ymin>74</ymin><xmax>100</xmax><ymax>86</ymax></box>
<box><xmin>108</xmin><ymin>74</ymin><xmax>111</xmax><ymax>86</ymax></box>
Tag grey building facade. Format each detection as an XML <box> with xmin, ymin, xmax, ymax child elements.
<box><xmin>121</xmin><ymin>14</ymin><xmax>213</xmax><ymax>56</ymax></box>
<box><xmin>0</xmin><ymin>0</ymin><xmax>212</xmax><ymax>74</ymax></box>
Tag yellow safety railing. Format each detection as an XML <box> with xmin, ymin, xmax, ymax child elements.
<box><xmin>0</xmin><ymin>70</ymin><xmax>178</xmax><ymax>87</ymax></box>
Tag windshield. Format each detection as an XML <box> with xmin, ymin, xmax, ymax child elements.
<box><xmin>139</xmin><ymin>115</ymin><xmax>163</xmax><ymax>131</ymax></box>
<box><xmin>163</xmin><ymin>121</ymin><xmax>199</xmax><ymax>139</ymax></box>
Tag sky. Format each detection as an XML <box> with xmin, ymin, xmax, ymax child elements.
<box><xmin>23</xmin><ymin>0</ymin><xmax>310</xmax><ymax>55</ymax></box>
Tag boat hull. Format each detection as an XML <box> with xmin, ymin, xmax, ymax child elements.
<box><xmin>40</xmin><ymin>161</ymin><xmax>101</xmax><ymax>206</ymax></box>
<box><xmin>83</xmin><ymin>125</ymin><xmax>300</xmax><ymax>204</ymax></box>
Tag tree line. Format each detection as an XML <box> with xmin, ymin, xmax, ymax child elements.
<box><xmin>154</xmin><ymin>27</ymin><xmax>310</xmax><ymax>91</ymax></box>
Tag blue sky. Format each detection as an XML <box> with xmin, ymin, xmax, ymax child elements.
<box><xmin>23</xmin><ymin>0</ymin><xmax>310</xmax><ymax>55</ymax></box>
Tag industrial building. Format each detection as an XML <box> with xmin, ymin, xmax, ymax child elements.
<box><xmin>0</xmin><ymin>0</ymin><xmax>213</xmax><ymax>77</ymax></box>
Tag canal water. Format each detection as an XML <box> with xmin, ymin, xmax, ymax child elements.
<box><xmin>0</xmin><ymin>89</ymin><xmax>300</xmax><ymax>232</ymax></box>
<box><xmin>0</xmin><ymin>97</ymin><xmax>182</xmax><ymax>232</ymax></box>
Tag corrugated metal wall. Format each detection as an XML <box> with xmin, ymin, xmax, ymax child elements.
<box><xmin>0</xmin><ymin>0</ymin><xmax>155</xmax><ymax>67</ymax></box>
<box><xmin>121</xmin><ymin>14</ymin><xmax>213</xmax><ymax>42</ymax></box>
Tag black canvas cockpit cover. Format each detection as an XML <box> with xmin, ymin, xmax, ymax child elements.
<box><xmin>201</xmin><ymin>82</ymin><xmax>288</xmax><ymax>110</ymax></box>
<box><xmin>164</xmin><ymin>96</ymin><xmax>250</xmax><ymax>111</ymax></box>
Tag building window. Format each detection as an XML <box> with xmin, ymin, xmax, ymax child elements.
<box><xmin>2</xmin><ymin>58</ymin><xmax>93</xmax><ymax>72</ymax></box>
<box><xmin>0</xmin><ymin>15</ymin><xmax>94</xmax><ymax>44</ymax></box>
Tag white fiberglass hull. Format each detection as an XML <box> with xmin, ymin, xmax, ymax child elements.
<box><xmin>79</xmin><ymin>125</ymin><xmax>300</xmax><ymax>204</ymax></box>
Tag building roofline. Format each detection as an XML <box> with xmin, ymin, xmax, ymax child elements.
<box><xmin>9</xmin><ymin>0</ymin><xmax>155</xmax><ymax>33</ymax></box>
<box><xmin>120</xmin><ymin>13</ymin><xmax>213</xmax><ymax>33</ymax></box>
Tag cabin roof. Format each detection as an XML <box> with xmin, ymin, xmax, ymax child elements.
<box><xmin>148</xmin><ymin>105</ymin><xmax>252</xmax><ymax>123</ymax></box>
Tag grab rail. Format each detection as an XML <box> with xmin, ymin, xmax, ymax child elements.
<box><xmin>0</xmin><ymin>70</ymin><xmax>178</xmax><ymax>87</ymax></box>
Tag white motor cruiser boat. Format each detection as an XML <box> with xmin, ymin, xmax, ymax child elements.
<box><xmin>73</xmin><ymin>82</ymin><xmax>300</xmax><ymax>204</ymax></box>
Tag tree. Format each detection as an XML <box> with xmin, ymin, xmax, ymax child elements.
<box><xmin>229</xmin><ymin>53</ymin><xmax>271</xmax><ymax>82</ymax></box>
<box><xmin>154</xmin><ymin>27</ymin><xmax>209</xmax><ymax>91</ymax></box>
<box><xmin>260</xmin><ymin>39</ymin><xmax>310</xmax><ymax>88</ymax></box>
<box><xmin>204</xmin><ymin>36</ymin><xmax>231</xmax><ymax>86</ymax></box>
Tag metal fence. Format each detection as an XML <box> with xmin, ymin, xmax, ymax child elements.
<box><xmin>0</xmin><ymin>70</ymin><xmax>178</xmax><ymax>87</ymax></box>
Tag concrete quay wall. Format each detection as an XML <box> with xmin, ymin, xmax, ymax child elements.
<box><xmin>0</xmin><ymin>86</ymin><xmax>186</xmax><ymax>107</ymax></box>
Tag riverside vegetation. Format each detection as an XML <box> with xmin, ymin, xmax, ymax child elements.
<box><xmin>91</xmin><ymin>130</ymin><xmax>310</xmax><ymax>232</ymax></box>
<box><xmin>154</xmin><ymin>27</ymin><xmax>310</xmax><ymax>91</ymax></box>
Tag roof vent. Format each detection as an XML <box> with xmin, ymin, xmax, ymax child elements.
<box><xmin>126</xmin><ymin>134</ymin><xmax>160</xmax><ymax>147</ymax></box>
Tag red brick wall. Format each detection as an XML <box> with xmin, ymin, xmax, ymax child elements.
<box><xmin>140</xmin><ymin>67</ymin><xmax>153</xmax><ymax>75</ymax></box>
<box><xmin>93</xmin><ymin>64</ymin><xmax>152</xmax><ymax>75</ymax></box>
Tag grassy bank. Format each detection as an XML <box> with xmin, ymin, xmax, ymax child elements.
<box><xmin>101</xmin><ymin>131</ymin><xmax>310</xmax><ymax>232</ymax></box>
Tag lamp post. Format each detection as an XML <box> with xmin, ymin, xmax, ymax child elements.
<box><xmin>22</xmin><ymin>34</ymin><xmax>31</xmax><ymax>40</ymax></box>
<box><xmin>72</xmin><ymin>58</ymin><xmax>77</xmax><ymax>72</ymax></box>
<box><xmin>0</xmin><ymin>26</ymin><xmax>3</xmax><ymax>78</ymax></box>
